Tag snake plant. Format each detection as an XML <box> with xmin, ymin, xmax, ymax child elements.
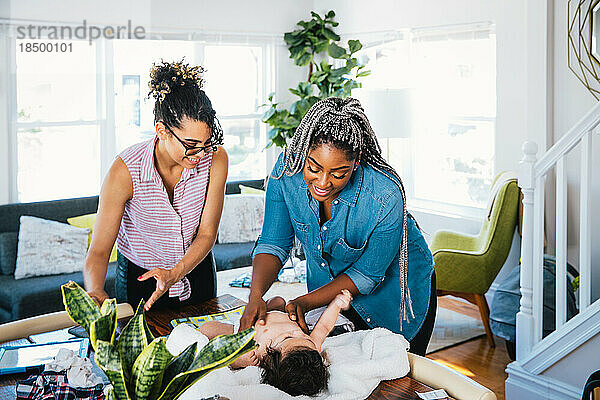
<box><xmin>61</xmin><ymin>281</ymin><xmax>256</xmax><ymax>400</ymax></box>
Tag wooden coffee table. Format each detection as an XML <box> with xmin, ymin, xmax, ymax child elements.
<box><xmin>0</xmin><ymin>294</ymin><xmax>449</xmax><ymax>400</ymax></box>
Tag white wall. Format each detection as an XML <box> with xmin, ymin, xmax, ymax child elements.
<box><xmin>0</xmin><ymin>0</ymin><xmax>11</xmax><ymax>204</ymax></box>
<box><xmin>7</xmin><ymin>0</ymin><xmax>309</xmax><ymax>33</ymax></box>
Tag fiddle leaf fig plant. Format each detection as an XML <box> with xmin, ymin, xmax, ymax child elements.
<box><xmin>264</xmin><ymin>10</ymin><xmax>370</xmax><ymax>148</ymax></box>
<box><xmin>61</xmin><ymin>281</ymin><xmax>256</xmax><ymax>400</ymax></box>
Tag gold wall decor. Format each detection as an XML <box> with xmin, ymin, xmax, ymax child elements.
<box><xmin>568</xmin><ymin>0</ymin><xmax>600</xmax><ymax>99</ymax></box>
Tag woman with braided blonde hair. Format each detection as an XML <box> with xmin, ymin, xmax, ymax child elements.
<box><xmin>240</xmin><ymin>97</ymin><xmax>436</xmax><ymax>355</ymax></box>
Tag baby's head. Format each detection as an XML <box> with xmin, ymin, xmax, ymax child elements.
<box><xmin>260</xmin><ymin>346</ymin><xmax>329</xmax><ymax>396</ymax></box>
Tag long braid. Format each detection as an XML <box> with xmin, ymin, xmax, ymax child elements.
<box><xmin>274</xmin><ymin>97</ymin><xmax>415</xmax><ymax>328</ymax></box>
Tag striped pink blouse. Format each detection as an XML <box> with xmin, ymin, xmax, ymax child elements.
<box><xmin>116</xmin><ymin>137</ymin><xmax>212</xmax><ymax>301</ymax></box>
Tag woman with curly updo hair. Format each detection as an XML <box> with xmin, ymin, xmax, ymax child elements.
<box><xmin>83</xmin><ymin>60</ymin><xmax>228</xmax><ymax>311</ymax></box>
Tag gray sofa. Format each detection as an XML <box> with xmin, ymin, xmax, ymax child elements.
<box><xmin>0</xmin><ymin>179</ymin><xmax>264</xmax><ymax>323</ymax></box>
<box><xmin>0</xmin><ymin>196</ymin><xmax>115</xmax><ymax>323</ymax></box>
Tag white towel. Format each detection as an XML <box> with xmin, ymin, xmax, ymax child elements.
<box><xmin>167</xmin><ymin>326</ymin><xmax>410</xmax><ymax>400</ymax></box>
<box><xmin>44</xmin><ymin>348</ymin><xmax>104</xmax><ymax>388</ymax></box>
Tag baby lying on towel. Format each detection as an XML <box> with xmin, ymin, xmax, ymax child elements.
<box><xmin>199</xmin><ymin>289</ymin><xmax>353</xmax><ymax>397</ymax></box>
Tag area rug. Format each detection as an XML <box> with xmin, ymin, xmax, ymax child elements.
<box><xmin>426</xmin><ymin>307</ymin><xmax>486</xmax><ymax>354</ymax></box>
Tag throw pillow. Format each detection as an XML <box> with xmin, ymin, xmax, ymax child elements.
<box><xmin>14</xmin><ymin>216</ymin><xmax>89</xmax><ymax>280</ymax></box>
<box><xmin>67</xmin><ymin>213</ymin><xmax>117</xmax><ymax>263</ymax></box>
<box><xmin>218</xmin><ymin>194</ymin><xmax>265</xmax><ymax>244</ymax></box>
<box><xmin>239</xmin><ymin>184</ymin><xmax>265</xmax><ymax>195</ymax></box>
<box><xmin>0</xmin><ymin>232</ymin><xmax>18</xmax><ymax>275</ymax></box>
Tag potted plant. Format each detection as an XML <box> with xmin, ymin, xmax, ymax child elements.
<box><xmin>263</xmin><ymin>10</ymin><xmax>370</xmax><ymax>148</ymax></box>
<box><xmin>61</xmin><ymin>281</ymin><xmax>255</xmax><ymax>400</ymax></box>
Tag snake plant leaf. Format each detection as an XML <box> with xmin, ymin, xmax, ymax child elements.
<box><xmin>90</xmin><ymin>312</ymin><xmax>117</xmax><ymax>351</ymax></box>
<box><xmin>61</xmin><ymin>281</ymin><xmax>102</xmax><ymax>333</ymax></box>
<box><xmin>132</xmin><ymin>337</ymin><xmax>173</xmax><ymax>400</ymax></box>
<box><xmin>118</xmin><ymin>300</ymin><xmax>151</xmax><ymax>382</ymax></box>
<box><xmin>118</xmin><ymin>314</ymin><xmax>148</xmax><ymax>383</ymax></box>
<box><xmin>157</xmin><ymin>329</ymin><xmax>256</xmax><ymax>400</ymax></box>
<box><xmin>160</xmin><ymin>342</ymin><xmax>197</xmax><ymax>394</ymax></box>
<box><xmin>95</xmin><ymin>339</ymin><xmax>131</xmax><ymax>400</ymax></box>
<box><xmin>143</xmin><ymin>312</ymin><xmax>156</xmax><ymax>343</ymax></box>
<box><xmin>191</xmin><ymin>329</ymin><xmax>256</xmax><ymax>370</ymax></box>
<box><xmin>162</xmin><ymin>339</ymin><xmax>256</xmax><ymax>400</ymax></box>
<box><xmin>100</xmin><ymin>298</ymin><xmax>117</xmax><ymax>316</ymax></box>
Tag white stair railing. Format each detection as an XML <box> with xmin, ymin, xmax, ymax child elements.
<box><xmin>517</xmin><ymin>101</ymin><xmax>600</xmax><ymax>361</ymax></box>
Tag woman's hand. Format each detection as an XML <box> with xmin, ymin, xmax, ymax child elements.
<box><xmin>239</xmin><ymin>296</ymin><xmax>267</xmax><ymax>331</ymax></box>
<box><xmin>286</xmin><ymin>298</ymin><xmax>309</xmax><ymax>333</ymax></box>
<box><xmin>137</xmin><ymin>267</ymin><xmax>181</xmax><ymax>311</ymax></box>
<box><xmin>87</xmin><ymin>289</ymin><xmax>109</xmax><ymax>307</ymax></box>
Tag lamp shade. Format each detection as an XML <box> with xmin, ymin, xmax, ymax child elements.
<box><xmin>353</xmin><ymin>88</ymin><xmax>415</xmax><ymax>138</ymax></box>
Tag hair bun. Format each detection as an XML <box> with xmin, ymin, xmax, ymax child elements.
<box><xmin>148</xmin><ymin>59</ymin><xmax>205</xmax><ymax>103</ymax></box>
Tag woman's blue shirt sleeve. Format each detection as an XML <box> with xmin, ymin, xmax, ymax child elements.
<box><xmin>251</xmin><ymin>170</ymin><xmax>295</xmax><ymax>265</ymax></box>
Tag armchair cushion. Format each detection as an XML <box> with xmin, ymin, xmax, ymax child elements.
<box><xmin>430</xmin><ymin>230</ymin><xmax>481</xmax><ymax>254</ymax></box>
<box><xmin>432</xmin><ymin>180</ymin><xmax>520</xmax><ymax>294</ymax></box>
<box><xmin>432</xmin><ymin>249</ymin><xmax>497</xmax><ymax>294</ymax></box>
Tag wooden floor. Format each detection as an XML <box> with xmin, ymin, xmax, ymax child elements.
<box><xmin>427</xmin><ymin>297</ymin><xmax>512</xmax><ymax>400</ymax></box>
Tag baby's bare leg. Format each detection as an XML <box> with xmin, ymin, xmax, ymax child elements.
<box><xmin>266</xmin><ymin>296</ymin><xmax>286</xmax><ymax>312</ymax></box>
<box><xmin>199</xmin><ymin>321</ymin><xmax>234</xmax><ymax>339</ymax></box>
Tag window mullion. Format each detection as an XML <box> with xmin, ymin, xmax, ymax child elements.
<box><xmin>100</xmin><ymin>38</ymin><xmax>116</xmax><ymax>182</ymax></box>
<box><xmin>7</xmin><ymin>34</ymin><xmax>18</xmax><ymax>203</ymax></box>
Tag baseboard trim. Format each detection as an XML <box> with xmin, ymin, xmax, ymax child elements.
<box><xmin>505</xmin><ymin>362</ymin><xmax>581</xmax><ymax>400</ymax></box>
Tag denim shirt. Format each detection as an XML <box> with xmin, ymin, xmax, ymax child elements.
<box><xmin>252</xmin><ymin>155</ymin><xmax>434</xmax><ymax>340</ymax></box>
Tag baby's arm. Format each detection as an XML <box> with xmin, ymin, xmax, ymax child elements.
<box><xmin>309</xmin><ymin>289</ymin><xmax>352</xmax><ymax>349</ymax></box>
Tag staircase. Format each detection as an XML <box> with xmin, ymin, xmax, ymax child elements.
<box><xmin>505</xmin><ymin>102</ymin><xmax>600</xmax><ymax>399</ymax></box>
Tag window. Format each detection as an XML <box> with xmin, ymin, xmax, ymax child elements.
<box><xmin>15</xmin><ymin>39</ymin><xmax>100</xmax><ymax>202</ymax></box>
<box><xmin>10</xmin><ymin>33</ymin><xmax>273</xmax><ymax>202</ymax></box>
<box><xmin>204</xmin><ymin>45</ymin><xmax>265</xmax><ymax>180</ymax></box>
<box><xmin>358</xmin><ymin>24</ymin><xmax>496</xmax><ymax>213</ymax></box>
<box><xmin>112</xmin><ymin>41</ymin><xmax>268</xmax><ymax>180</ymax></box>
<box><xmin>113</xmin><ymin>40</ymin><xmax>197</xmax><ymax>151</ymax></box>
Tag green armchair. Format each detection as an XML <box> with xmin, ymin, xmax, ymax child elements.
<box><xmin>431</xmin><ymin>175</ymin><xmax>520</xmax><ymax>347</ymax></box>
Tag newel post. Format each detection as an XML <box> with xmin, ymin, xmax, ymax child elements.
<box><xmin>516</xmin><ymin>141</ymin><xmax>538</xmax><ymax>360</ymax></box>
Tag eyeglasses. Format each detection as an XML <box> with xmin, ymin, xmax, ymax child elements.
<box><xmin>163</xmin><ymin>124</ymin><xmax>217</xmax><ymax>156</ymax></box>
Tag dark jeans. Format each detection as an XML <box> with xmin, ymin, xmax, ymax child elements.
<box><xmin>342</xmin><ymin>272</ymin><xmax>437</xmax><ymax>356</ymax></box>
<box><xmin>115</xmin><ymin>251</ymin><xmax>216</xmax><ymax>310</ymax></box>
